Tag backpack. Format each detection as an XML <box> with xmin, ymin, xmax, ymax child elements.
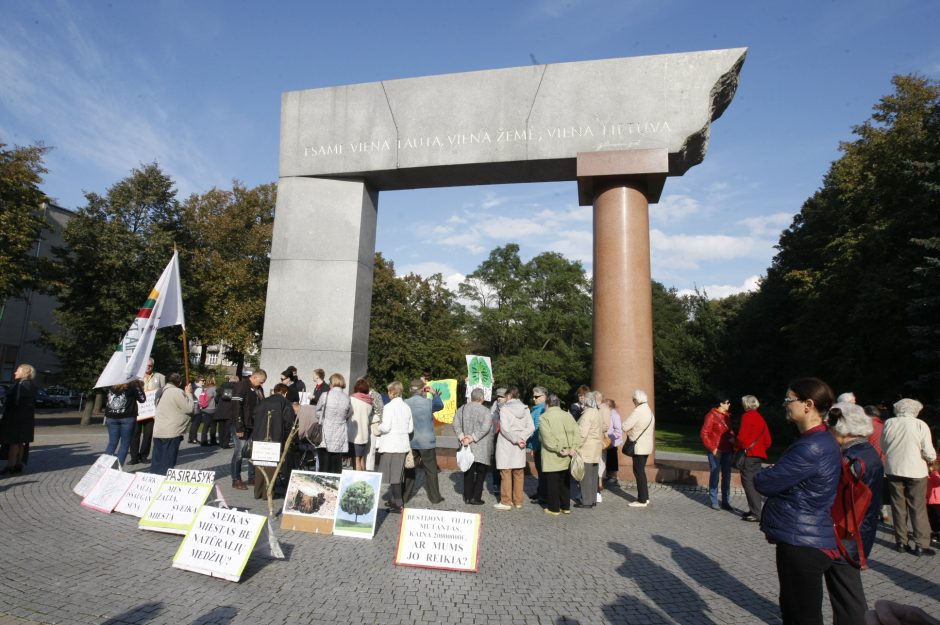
<box><xmin>831</xmin><ymin>455</ymin><xmax>873</xmax><ymax>569</ymax></box>
<box><xmin>198</xmin><ymin>390</ymin><xmax>211</xmax><ymax>409</ymax></box>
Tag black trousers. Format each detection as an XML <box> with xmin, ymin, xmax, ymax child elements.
<box><xmin>403</xmin><ymin>448</ymin><xmax>443</xmax><ymax>503</ymax></box>
<box><xmin>632</xmin><ymin>453</ymin><xmax>649</xmax><ymax>503</ymax></box>
<box><xmin>544</xmin><ymin>470</ymin><xmax>571</xmax><ymax>513</ymax></box>
<box><xmin>605</xmin><ymin>445</ymin><xmax>619</xmax><ymax>475</ymax></box>
<box><xmin>740</xmin><ymin>456</ymin><xmax>764</xmax><ymax>516</ymax></box>
<box><xmin>323</xmin><ymin>451</ymin><xmax>344</xmax><ymax>474</ymax></box>
<box><xmin>130</xmin><ymin>418</ymin><xmax>154</xmax><ymax>461</ymax></box>
<box><xmin>532</xmin><ymin>448</ymin><xmax>547</xmax><ymax>500</ymax></box>
<box><xmin>775</xmin><ymin>543</ymin><xmax>867</xmax><ymax>625</ymax></box>
<box><xmin>462</xmin><ymin>462</ymin><xmax>488</xmax><ymax>502</ymax></box>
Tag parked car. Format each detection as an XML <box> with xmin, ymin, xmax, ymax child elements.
<box><xmin>36</xmin><ymin>388</ymin><xmax>70</xmax><ymax>408</ymax></box>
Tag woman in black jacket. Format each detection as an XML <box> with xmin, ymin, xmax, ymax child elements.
<box><xmin>0</xmin><ymin>364</ymin><xmax>37</xmax><ymax>474</ymax></box>
<box><xmin>104</xmin><ymin>380</ymin><xmax>147</xmax><ymax>465</ymax></box>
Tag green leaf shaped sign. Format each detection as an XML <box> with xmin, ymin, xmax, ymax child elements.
<box><xmin>469</xmin><ymin>356</ymin><xmax>492</xmax><ymax>386</ymax></box>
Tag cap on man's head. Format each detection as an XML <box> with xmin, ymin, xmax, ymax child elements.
<box><xmin>496</xmin><ymin>387</ymin><xmax>508</xmax><ymax>398</ymax></box>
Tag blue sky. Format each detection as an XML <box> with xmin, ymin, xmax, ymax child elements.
<box><xmin>2</xmin><ymin>1</ymin><xmax>937</xmax><ymax>297</ymax></box>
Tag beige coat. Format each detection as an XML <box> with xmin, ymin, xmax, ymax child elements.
<box><xmin>578</xmin><ymin>407</ymin><xmax>605</xmax><ymax>463</ymax></box>
<box><xmin>496</xmin><ymin>399</ymin><xmax>534</xmax><ymax>469</ymax></box>
<box><xmin>153</xmin><ymin>383</ymin><xmax>194</xmax><ymax>439</ymax></box>
<box><xmin>622</xmin><ymin>402</ymin><xmax>655</xmax><ymax>456</ymax></box>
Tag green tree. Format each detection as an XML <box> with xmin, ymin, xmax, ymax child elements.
<box><xmin>458</xmin><ymin>244</ymin><xmax>592</xmax><ymax>398</ymax></box>
<box><xmin>339</xmin><ymin>480</ymin><xmax>375</xmax><ymax>522</ymax></box>
<box><xmin>368</xmin><ymin>253</ymin><xmax>469</xmax><ymax>385</ymax></box>
<box><xmin>728</xmin><ymin>74</ymin><xmax>940</xmax><ymax>402</ymax></box>
<box><xmin>0</xmin><ymin>142</ymin><xmax>49</xmax><ymax>302</ymax></box>
<box><xmin>181</xmin><ymin>182</ymin><xmax>275</xmax><ymax>374</ymax></box>
<box><xmin>46</xmin><ymin>163</ymin><xmax>185</xmax><ymax>390</ymax></box>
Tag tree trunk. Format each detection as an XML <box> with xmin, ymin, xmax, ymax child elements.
<box><xmin>79</xmin><ymin>390</ymin><xmax>95</xmax><ymax>425</ymax></box>
<box><xmin>199</xmin><ymin>342</ymin><xmax>208</xmax><ymax>367</ymax></box>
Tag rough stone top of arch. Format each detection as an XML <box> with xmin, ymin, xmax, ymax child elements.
<box><xmin>280</xmin><ymin>48</ymin><xmax>746</xmax><ymax>189</ymax></box>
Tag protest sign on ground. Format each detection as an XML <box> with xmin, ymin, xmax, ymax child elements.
<box><xmin>81</xmin><ymin>468</ymin><xmax>136</xmax><ymax>513</ymax></box>
<box><xmin>333</xmin><ymin>470</ymin><xmax>382</xmax><ymax>539</ymax></box>
<box><xmin>173</xmin><ymin>506</ymin><xmax>266</xmax><ymax>582</ymax></box>
<box><xmin>73</xmin><ymin>455</ymin><xmax>118</xmax><ymax>497</ymax></box>
<box><xmin>250</xmin><ymin>441</ymin><xmax>280</xmax><ymax>468</ymax></box>
<box><xmin>114</xmin><ymin>473</ymin><xmax>166</xmax><ymax>517</ymax></box>
<box><xmin>394</xmin><ymin>509</ymin><xmax>482</xmax><ymax>572</ymax></box>
<box><xmin>138</xmin><ymin>469</ymin><xmax>214</xmax><ymax>535</ymax></box>
<box><xmin>281</xmin><ymin>471</ymin><xmax>339</xmax><ymax>534</ymax></box>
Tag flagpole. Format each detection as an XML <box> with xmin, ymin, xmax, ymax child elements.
<box><xmin>175</xmin><ymin>243</ymin><xmax>191</xmax><ymax>387</ymax></box>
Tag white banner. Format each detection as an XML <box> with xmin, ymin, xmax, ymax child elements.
<box><xmin>251</xmin><ymin>441</ymin><xmax>281</xmax><ymax>468</ymax></box>
<box><xmin>73</xmin><ymin>455</ymin><xmax>118</xmax><ymax>497</ymax></box>
<box><xmin>173</xmin><ymin>506</ymin><xmax>266</xmax><ymax>582</ymax></box>
<box><xmin>138</xmin><ymin>470</ymin><xmax>215</xmax><ymax>535</ymax></box>
<box><xmin>394</xmin><ymin>509</ymin><xmax>482</xmax><ymax>572</ymax></box>
<box><xmin>94</xmin><ymin>251</ymin><xmax>186</xmax><ymax>389</ymax></box>
<box><xmin>81</xmin><ymin>469</ymin><xmax>136</xmax><ymax>513</ymax></box>
<box><xmin>114</xmin><ymin>473</ymin><xmax>166</xmax><ymax>517</ymax></box>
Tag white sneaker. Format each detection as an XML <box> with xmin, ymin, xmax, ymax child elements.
<box><xmin>596</xmin><ymin>493</ymin><xmax>603</xmax><ymax>503</ymax></box>
<box><xmin>493</xmin><ymin>503</ymin><xmax>512</xmax><ymax>510</ymax></box>
<box><xmin>628</xmin><ymin>501</ymin><xmax>648</xmax><ymax>508</ymax></box>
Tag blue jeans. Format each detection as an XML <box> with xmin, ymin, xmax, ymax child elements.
<box><xmin>105</xmin><ymin>417</ymin><xmax>136</xmax><ymax>465</ymax></box>
<box><xmin>151</xmin><ymin>436</ymin><xmax>183</xmax><ymax>477</ymax></box>
<box><xmin>707</xmin><ymin>451</ymin><xmax>732</xmax><ymax>508</ymax></box>
<box><xmin>230</xmin><ymin>434</ymin><xmax>255</xmax><ymax>482</ymax></box>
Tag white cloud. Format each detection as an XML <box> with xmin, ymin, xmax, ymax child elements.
<box><xmin>678</xmin><ymin>275</ymin><xmax>762</xmax><ymax>299</ymax></box>
<box><xmin>650</xmin><ymin>229</ymin><xmax>773</xmax><ymax>270</ymax></box>
<box><xmin>737</xmin><ymin>212</ymin><xmax>793</xmax><ymax>237</ymax></box>
<box><xmin>650</xmin><ymin>194</ymin><xmax>702</xmax><ymax>223</ymax></box>
<box><xmin>545</xmin><ymin>230</ymin><xmax>593</xmax><ymax>264</ymax></box>
<box><xmin>398</xmin><ymin>262</ymin><xmax>466</xmax><ymax>295</ymax></box>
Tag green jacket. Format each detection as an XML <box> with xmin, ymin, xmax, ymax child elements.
<box><xmin>538</xmin><ymin>406</ymin><xmax>582</xmax><ymax>473</ymax></box>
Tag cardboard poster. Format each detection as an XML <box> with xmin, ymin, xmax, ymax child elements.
<box><xmin>465</xmin><ymin>355</ymin><xmax>493</xmax><ymax>402</ymax></box>
<box><xmin>430</xmin><ymin>379</ymin><xmax>458</xmax><ymax>424</ymax></box>
<box><xmin>394</xmin><ymin>509</ymin><xmax>482</xmax><ymax>572</ymax></box>
<box><xmin>281</xmin><ymin>471</ymin><xmax>340</xmax><ymax>534</ymax></box>
<box><xmin>251</xmin><ymin>441</ymin><xmax>281</xmax><ymax>468</ymax></box>
<box><xmin>173</xmin><ymin>506</ymin><xmax>266</xmax><ymax>582</ymax></box>
<box><xmin>332</xmin><ymin>470</ymin><xmax>382</xmax><ymax>539</ymax></box>
<box><xmin>73</xmin><ymin>454</ymin><xmax>118</xmax><ymax>497</ymax></box>
<box><xmin>137</xmin><ymin>390</ymin><xmax>157</xmax><ymax>421</ymax></box>
<box><xmin>81</xmin><ymin>468</ymin><xmax>136</xmax><ymax>513</ymax></box>
<box><xmin>138</xmin><ymin>469</ymin><xmax>215</xmax><ymax>535</ymax></box>
<box><xmin>114</xmin><ymin>472</ymin><xmax>166</xmax><ymax>517</ymax></box>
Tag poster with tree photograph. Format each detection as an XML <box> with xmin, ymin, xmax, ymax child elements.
<box><xmin>333</xmin><ymin>470</ymin><xmax>382</xmax><ymax>539</ymax></box>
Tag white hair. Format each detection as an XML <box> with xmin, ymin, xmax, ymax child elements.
<box><xmin>829</xmin><ymin>402</ymin><xmax>873</xmax><ymax>437</ymax></box>
<box><xmin>894</xmin><ymin>398</ymin><xmax>924</xmax><ymax>419</ymax></box>
<box><xmin>741</xmin><ymin>395</ymin><xmax>760</xmax><ymax>410</ymax></box>
<box><xmin>633</xmin><ymin>389</ymin><xmax>648</xmax><ymax>404</ymax></box>
<box><xmin>837</xmin><ymin>392</ymin><xmax>856</xmax><ymax>404</ymax></box>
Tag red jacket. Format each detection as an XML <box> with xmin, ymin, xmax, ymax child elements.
<box><xmin>700</xmin><ymin>408</ymin><xmax>734</xmax><ymax>453</ymax></box>
<box><xmin>733</xmin><ymin>409</ymin><xmax>771</xmax><ymax>459</ymax></box>
<box><xmin>867</xmin><ymin>417</ymin><xmax>885</xmax><ymax>461</ymax></box>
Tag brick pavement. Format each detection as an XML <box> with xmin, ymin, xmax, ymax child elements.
<box><xmin>0</xmin><ymin>423</ymin><xmax>938</xmax><ymax>625</ymax></box>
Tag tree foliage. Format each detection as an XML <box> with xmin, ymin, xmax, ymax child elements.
<box><xmin>368</xmin><ymin>253</ymin><xmax>469</xmax><ymax>385</ymax></box>
<box><xmin>458</xmin><ymin>244</ymin><xmax>592</xmax><ymax>400</ymax></box>
<box><xmin>0</xmin><ymin>142</ymin><xmax>49</xmax><ymax>301</ymax></box>
<box><xmin>339</xmin><ymin>480</ymin><xmax>375</xmax><ymax>522</ymax></box>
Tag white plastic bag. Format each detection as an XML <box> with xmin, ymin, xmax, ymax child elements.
<box><xmin>456</xmin><ymin>445</ymin><xmax>474</xmax><ymax>472</ymax></box>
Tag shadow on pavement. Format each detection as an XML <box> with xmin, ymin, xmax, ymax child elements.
<box><xmin>190</xmin><ymin>606</ymin><xmax>237</xmax><ymax>625</ymax></box>
<box><xmin>608</xmin><ymin>542</ymin><xmax>717</xmax><ymax>625</ymax></box>
<box><xmin>101</xmin><ymin>602</ymin><xmax>163</xmax><ymax>625</ymax></box>
<box><xmin>652</xmin><ymin>535</ymin><xmax>779</xmax><ymax>623</ymax></box>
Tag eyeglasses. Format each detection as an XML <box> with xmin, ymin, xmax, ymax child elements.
<box><xmin>534</xmin><ymin>394</ymin><xmax>544</xmax><ymax>399</ymax></box>
<box><xmin>782</xmin><ymin>397</ymin><xmax>802</xmax><ymax>406</ymax></box>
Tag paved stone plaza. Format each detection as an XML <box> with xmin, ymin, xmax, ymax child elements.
<box><xmin>1</xmin><ymin>422</ymin><xmax>938</xmax><ymax>625</ymax></box>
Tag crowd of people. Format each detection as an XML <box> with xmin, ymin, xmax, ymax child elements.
<box><xmin>3</xmin><ymin>359</ymin><xmax>939</xmax><ymax>624</ymax></box>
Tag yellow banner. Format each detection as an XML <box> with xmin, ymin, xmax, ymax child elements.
<box><xmin>430</xmin><ymin>379</ymin><xmax>458</xmax><ymax>424</ymax></box>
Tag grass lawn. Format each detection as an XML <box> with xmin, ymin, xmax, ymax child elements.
<box><xmin>334</xmin><ymin>518</ymin><xmax>374</xmax><ymax>533</ymax></box>
<box><xmin>655</xmin><ymin>417</ymin><xmax>791</xmax><ymax>463</ymax></box>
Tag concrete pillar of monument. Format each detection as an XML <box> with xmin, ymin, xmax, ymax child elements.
<box><xmin>578</xmin><ymin>149</ymin><xmax>668</xmax><ymax>474</ymax></box>
<box><xmin>259</xmin><ymin>177</ymin><xmax>377</xmax><ymax>390</ymax></box>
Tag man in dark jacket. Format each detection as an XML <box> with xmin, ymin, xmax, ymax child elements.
<box><xmin>230</xmin><ymin>369</ymin><xmax>266</xmax><ymax>490</ymax></box>
<box><xmin>251</xmin><ymin>382</ymin><xmax>295</xmax><ymax>499</ymax></box>
<box><xmin>214</xmin><ymin>375</ymin><xmax>239</xmax><ymax>450</ymax></box>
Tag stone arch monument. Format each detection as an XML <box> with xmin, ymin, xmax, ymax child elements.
<box><xmin>260</xmin><ymin>48</ymin><xmax>746</xmax><ymax>418</ymax></box>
